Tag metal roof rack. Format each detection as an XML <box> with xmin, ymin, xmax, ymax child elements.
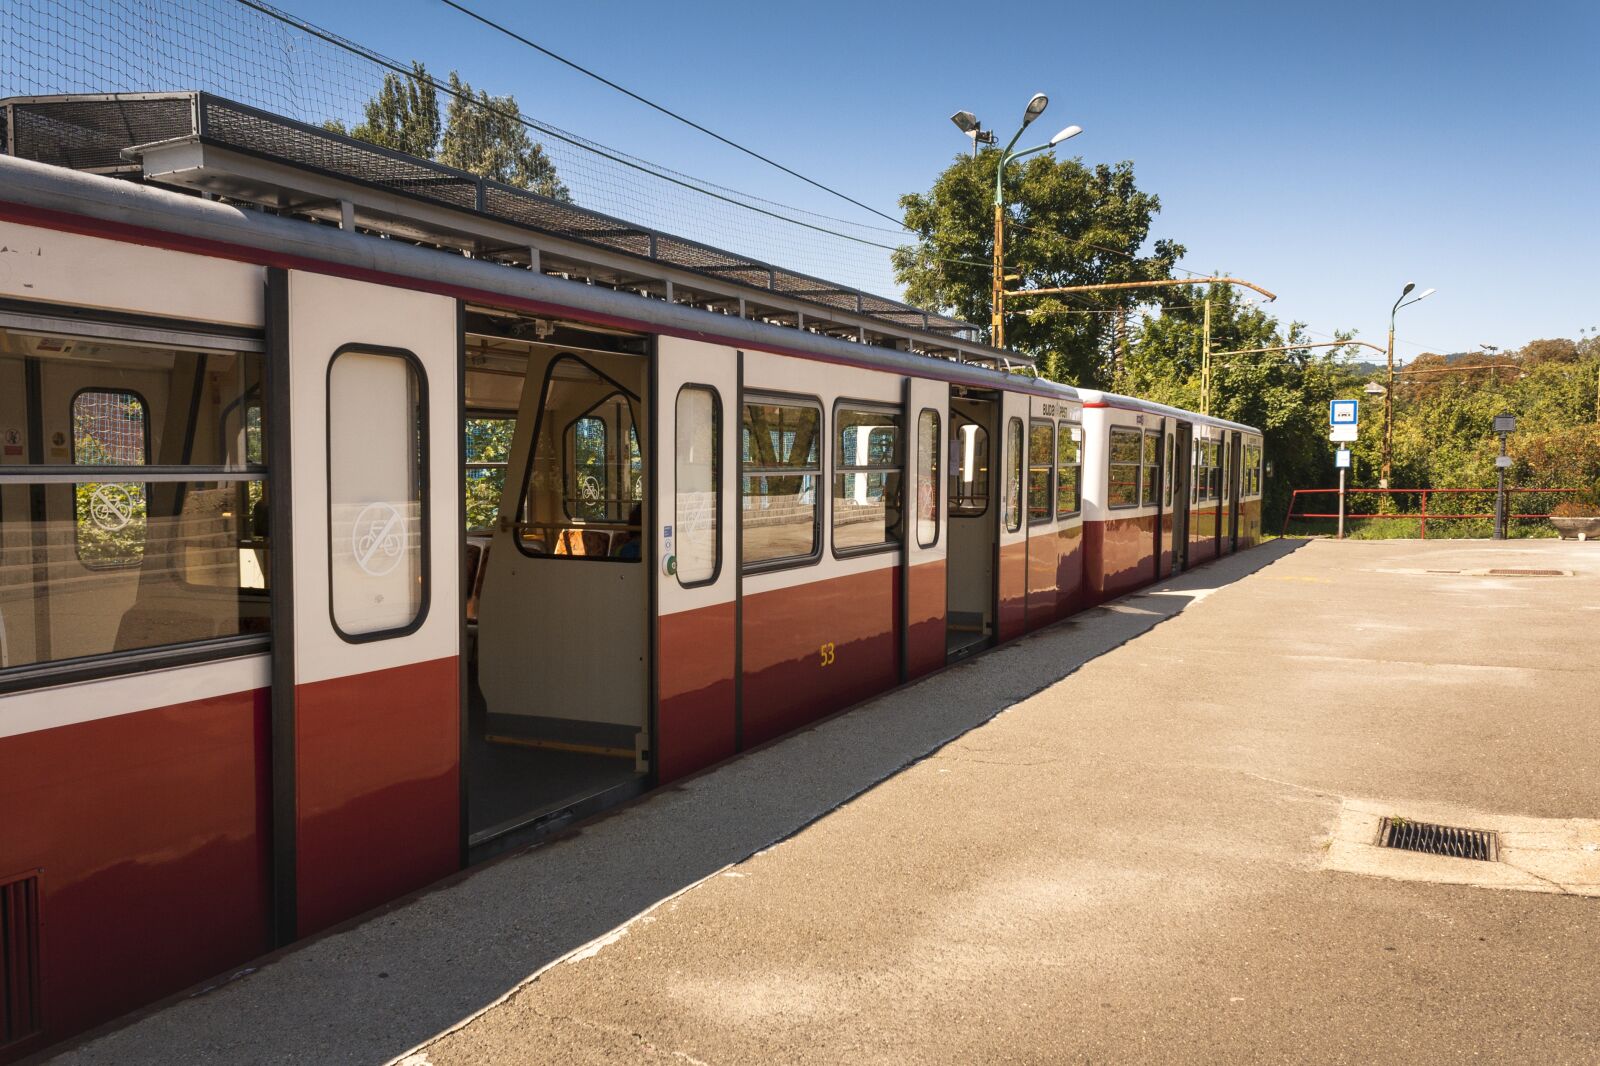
<box><xmin>2</xmin><ymin>92</ymin><xmax>1021</xmax><ymax>367</ymax></box>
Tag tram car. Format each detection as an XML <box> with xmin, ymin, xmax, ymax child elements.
<box><xmin>0</xmin><ymin>93</ymin><xmax>1263</xmax><ymax>1057</ymax></box>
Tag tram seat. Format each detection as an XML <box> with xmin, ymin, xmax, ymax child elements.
<box><xmin>465</xmin><ymin>537</ymin><xmax>491</xmax><ymax>625</ymax></box>
<box><xmin>114</xmin><ymin>601</ymin><xmax>220</xmax><ymax>652</ymax></box>
<box><xmin>553</xmin><ymin>529</ymin><xmax>610</xmax><ymax>556</ymax></box>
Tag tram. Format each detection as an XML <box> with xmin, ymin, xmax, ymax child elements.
<box><xmin>0</xmin><ymin>92</ymin><xmax>1263</xmax><ymax>1057</ymax></box>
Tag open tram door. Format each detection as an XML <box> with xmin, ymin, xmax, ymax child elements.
<box><xmin>1171</xmin><ymin>421</ymin><xmax>1193</xmax><ymax>573</ymax></box>
<box><xmin>470</xmin><ymin>312</ymin><xmax>652</xmax><ymax>853</ymax></box>
<box><xmin>945</xmin><ymin>385</ymin><xmax>1000</xmax><ymax>659</ymax></box>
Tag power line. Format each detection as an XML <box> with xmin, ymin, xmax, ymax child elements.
<box><xmin>434</xmin><ymin>0</ymin><xmax>905</xmax><ymax>229</ymax></box>
<box><xmin>230</xmin><ymin>0</ymin><xmax>1020</xmax><ymax>278</ymax></box>
<box><xmin>435</xmin><ymin>3</ymin><xmax>1220</xmax><ymax>293</ymax></box>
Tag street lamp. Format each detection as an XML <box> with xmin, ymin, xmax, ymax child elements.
<box><xmin>988</xmin><ymin>93</ymin><xmax>1082</xmax><ymax>349</ymax></box>
<box><xmin>1380</xmin><ymin>282</ymin><xmax>1436</xmax><ymax>487</ymax></box>
<box><xmin>950</xmin><ymin>110</ymin><xmax>997</xmax><ymax>157</ymax></box>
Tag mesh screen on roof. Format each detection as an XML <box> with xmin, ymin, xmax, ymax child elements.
<box><xmin>3</xmin><ymin>92</ymin><xmax>976</xmax><ymax>340</ymax></box>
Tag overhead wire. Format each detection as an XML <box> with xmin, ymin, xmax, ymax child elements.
<box><xmin>433</xmin><ymin>0</ymin><xmax>907</xmax><ymax>229</ymax></box>
<box><xmin>433</xmin><ymin>0</ymin><xmax>1216</xmax><ymax>294</ymax></box>
<box><xmin>230</xmin><ymin>0</ymin><xmax>1018</xmax><ymax>278</ymax></box>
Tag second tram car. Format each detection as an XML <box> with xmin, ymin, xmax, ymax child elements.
<box><xmin>0</xmin><ymin>93</ymin><xmax>1264</xmax><ymax>1058</ymax></box>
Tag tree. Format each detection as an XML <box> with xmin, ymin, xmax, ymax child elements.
<box><xmin>438</xmin><ymin>72</ymin><xmax>569</xmax><ymax>200</ymax></box>
<box><xmin>894</xmin><ymin>151</ymin><xmax>1181</xmax><ymax>387</ymax></box>
<box><xmin>1123</xmin><ymin>283</ymin><xmax>1364</xmax><ymax>526</ymax></box>
<box><xmin>325</xmin><ymin>61</ymin><xmax>440</xmax><ymax>158</ymax></box>
<box><xmin>329</xmin><ymin>64</ymin><xmax>570</xmax><ymax>202</ymax></box>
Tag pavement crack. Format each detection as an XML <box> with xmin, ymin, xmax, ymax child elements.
<box><xmin>1497</xmin><ymin>860</ymin><xmax>1574</xmax><ymax>895</ymax></box>
<box><xmin>1236</xmin><ymin>770</ymin><xmax>1341</xmax><ymax>800</ymax></box>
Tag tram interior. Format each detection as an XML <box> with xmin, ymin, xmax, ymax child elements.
<box><xmin>462</xmin><ymin>309</ymin><xmax>651</xmax><ymax>843</ymax></box>
<box><xmin>945</xmin><ymin>388</ymin><xmax>997</xmax><ymax>658</ymax></box>
<box><xmin>0</xmin><ymin>323</ymin><xmax>266</xmax><ymax>671</ymax></box>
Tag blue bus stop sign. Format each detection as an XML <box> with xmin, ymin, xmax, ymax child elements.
<box><xmin>1330</xmin><ymin>399</ymin><xmax>1358</xmax><ymax>426</ymax></box>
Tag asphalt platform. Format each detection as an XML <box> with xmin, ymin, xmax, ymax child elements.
<box><xmin>50</xmin><ymin>538</ymin><xmax>1600</xmax><ymax>1065</ymax></box>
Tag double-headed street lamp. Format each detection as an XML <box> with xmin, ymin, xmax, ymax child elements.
<box><xmin>953</xmin><ymin>94</ymin><xmax>1082</xmax><ymax>349</ymax></box>
<box><xmin>1380</xmin><ymin>281</ymin><xmax>1436</xmax><ymax>487</ymax></box>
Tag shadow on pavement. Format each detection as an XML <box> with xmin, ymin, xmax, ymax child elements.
<box><xmin>56</xmin><ymin>540</ymin><xmax>1304</xmax><ymax>1066</ymax></box>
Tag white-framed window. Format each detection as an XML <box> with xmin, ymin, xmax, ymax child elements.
<box><xmin>328</xmin><ymin>346</ymin><xmax>426</xmax><ymax>640</ymax></box>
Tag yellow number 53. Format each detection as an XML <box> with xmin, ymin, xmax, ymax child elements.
<box><xmin>818</xmin><ymin>642</ymin><xmax>836</xmax><ymax>667</ymax></box>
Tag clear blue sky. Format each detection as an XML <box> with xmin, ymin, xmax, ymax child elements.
<box><xmin>61</xmin><ymin>0</ymin><xmax>1600</xmax><ymax>356</ymax></box>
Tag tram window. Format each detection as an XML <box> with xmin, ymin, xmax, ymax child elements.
<box><xmin>833</xmin><ymin>404</ymin><xmax>903</xmax><ymax>555</ymax></box>
<box><xmin>328</xmin><ymin>347</ymin><xmax>426</xmax><ymax>640</ymax></box>
<box><xmin>947</xmin><ymin>414</ymin><xmax>988</xmax><ymax>517</ymax></box>
<box><xmin>1056</xmin><ymin>422</ymin><xmax>1081</xmax><ymax>519</ymax></box>
<box><xmin>742</xmin><ymin>398</ymin><xmax>821</xmax><ymax>568</ymax></box>
<box><xmin>916</xmin><ymin>408</ymin><xmax>940</xmax><ymax>548</ymax></box>
<box><xmin>1141</xmin><ymin>430</ymin><xmax>1161</xmax><ymax>508</ymax></box>
<box><xmin>1193</xmin><ymin>440</ymin><xmax>1214</xmax><ymax>503</ymax></box>
<box><xmin>629</xmin><ymin>425</ymin><xmax>643</xmax><ymax>506</ymax></box>
<box><xmin>464</xmin><ymin>415</ymin><xmax>514</xmax><ymax>532</ymax></box>
<box><xmin>1164</xmin><ymin>432</ymin><xmax>1175</xmax><ymax>509</ymax></box>
<box><xmin>71</xmin><ymin>389</ymin><xmax>149</xmax><ymax>569</ymax></box>
<box><xmin>1004</xmin><ymin>418</ymin><xmax>1023</xmax><ymax>533</ymax></box>
<box><xmin>567</xmin><ymin>415</ymin><xmax>608</xmax><ymax>520</ymax></box>
<box><xmin>519</xmin><ymin>357</ymin><xmax>642</xmax><ymax>559</ymax></box>
<box><xmin>1107</xmin><ymin>426</ymin><xmax>1141</xmax><ymax>509</ymax></box>
<box><xmin>1212</xmin><ymin>442</ymin><xmax>1225</xmax><ymax>500</ymax></box>
<box><xmin>0</xmin><ymin>323</ymin><xmax>269</xmax><ymax>678</ymax></box>
<box><xmin>674</xmin><ymin>386</ymin><xmax>720</xmax><ymax>586</ymax></box>
<box><xmin>1027</xmin><ymin>420</ymin><xmax>1053</xmax><ymax>525</ymax></box>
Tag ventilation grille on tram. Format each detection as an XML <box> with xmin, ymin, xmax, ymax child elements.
<box><xmin>0</xmin><ymin>873</ymin><xmax>42</xmax><ymax>1049</ymax></box>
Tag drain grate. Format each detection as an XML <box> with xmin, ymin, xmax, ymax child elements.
<box><xmin>1377</xmin><ymin>817</ymin><xmax>1498</xmax><ymax>861</ymax></box>
<box><xmin>1485</xmin><ymin>569</ymin><xmax>1566</xmax><ymax>577</ymax></box>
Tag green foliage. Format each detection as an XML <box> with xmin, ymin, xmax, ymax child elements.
<box><xmin>439</xmin><ymin>72</ymin><xmax>569</xmax><ymax>200</ymax></box>
<box><xmin>464</xmin><ymin>416</ymin><xmax>515</xmax><ymax>531</ymax></box>
<box><xmin>893</xmin><ymin>151</ymin><xmax>1180</xmax><ymax>387</ymax></box>
<box><xmin>329</xmin><ymin>63</ymin><xmax>569</xmax><ymax>201</ymax></box>
<box><xmin>1123</xmin><ymin>283</ymin><xmax>1363</xmax><ymax>526</ymax></box>
<box><xmin>324</xmin><ymin>61</ymin><xmax>440</xmax><ymax>158</ymax></box>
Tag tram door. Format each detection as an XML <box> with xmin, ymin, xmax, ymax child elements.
<box><xmin>1171</xmin><ymin>422</ymin><xmax>1192</xmax><ymax>573</ymax></box>
<box><xmin>946</xmin><ymin>387</ymin><xmax>999</xmax><ymax>659</ymax></box>
<box><xmin>1228</xmin><ymin>431</ymin><xmax>1243</xmax><ymax>551</ymax></box>
<box><xmin>475</xmin><ymin>335</ymin><xmax>651</xmax><ymax>842</ymax></box>
<box><xmin>904</xmin><ymin>376</ymin><xmax>948</xmax><ymax>679</ymax></box>
<box><xmin>995</xmin><ymin>388</ymin><xmax>1030</xmax><ymax>643</ymax></box>
<box><xmin>653</xmin><ymin>337</ymin><xmax>739</xmax><ymax>782</ymax></box>
<box><xmin>277</xmin><ymin>270</ymin><xmax>461</xmax><ymax>937</ymax></box>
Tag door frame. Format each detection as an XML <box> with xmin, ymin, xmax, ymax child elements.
<box><xmin>1172</xmin><ymin>421</ymin><xmax>1192</xmax><ymax>573</ymax></box>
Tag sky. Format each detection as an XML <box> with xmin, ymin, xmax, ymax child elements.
<box><xmin>35</xmin><ymin>0</ymin><xmax>1600</xmax><ymax>358</ymax></box>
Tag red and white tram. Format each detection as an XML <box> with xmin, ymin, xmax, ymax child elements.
<box><xmin>0</xmin><ymin>93</ymin><xmax>1264</xmax><ymax>1057</ymax></box>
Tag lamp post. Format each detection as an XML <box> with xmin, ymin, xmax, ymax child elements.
<box><xmin>1381</xmin><ymin>282</ymin><xmax>1436</xmax><ymax>488</ymax></box>
<box><xmin>1492</xmin><ymin>412</ymin><xmax>1516</xmax><ymax>539</ymax></box>
<box><xmin>980</xmin><ymin>93</ymin><xmax>1081</xmax><ymax>350</ymax></box>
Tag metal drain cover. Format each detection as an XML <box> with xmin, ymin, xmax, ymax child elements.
<box><xmin>1377</xmin><ymin>817</ymin><xmax>1498</xmax><ymax>861</ymax></box>
<box><xmin>1485</xmin><ymin>569</ymin><xmax>1566</xmax><ymax>577</ymax></box>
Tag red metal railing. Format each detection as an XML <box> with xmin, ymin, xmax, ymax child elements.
<box><xmin>1280</xmin><ymin>487</ymin><xmax>1582</xmax><ymax>539</ymax></box>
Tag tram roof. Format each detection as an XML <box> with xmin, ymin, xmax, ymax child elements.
<box><xmin>0</xmin><ymin>91</ymin><xmax>1027</xmax><ymax>369</ymax></box>
<box><xmin>1076</xmin><ymin>389</ymin><xmax>1261</xmax><ymax>434</ymax></box>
